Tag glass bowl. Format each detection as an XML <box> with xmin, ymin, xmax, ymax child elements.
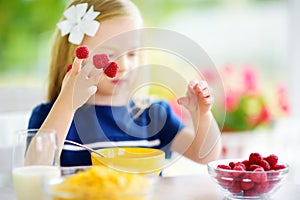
<box><xmin>43</xmin><ymin>166</ymin><xmax>157</xmax><ymax>200</ymax></box>
<box><xmin>90</xmin><ymin>147</ymin><xmax>165</xmax><ymax>175</ymax></box>
<box><xmin>207</xmin><ymin>159</ymin><xmax>289</xmax><ymax>199</ymax></box>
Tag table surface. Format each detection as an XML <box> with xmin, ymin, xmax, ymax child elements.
<box><xmin>1</xmin><ymin>175</ymin><xmax>300</xmax><ymax>200</ymax></box>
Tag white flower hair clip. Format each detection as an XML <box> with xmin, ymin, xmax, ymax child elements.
<box><xmin>57</xmin><ymin>3</ymin><xmax>100</xmax><ymax>45</ymax></box>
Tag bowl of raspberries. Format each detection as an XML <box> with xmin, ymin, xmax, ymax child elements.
<box><xmin>207</xmin><ymin>152</ymin><xmax>289</xmax><ymax>199</ymax></box>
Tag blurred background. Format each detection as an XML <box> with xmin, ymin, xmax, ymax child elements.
<box><xmin>0</xmin><ymin>0</ymin><xmax>300</xmax><ymax>185</ymax></box>
<box><xmin>0</xmin><ymin>0</ymin><xmax>298</xmax><ymax>115</ymax></box>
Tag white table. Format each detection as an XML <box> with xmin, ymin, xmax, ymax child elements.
<box><xmin>154</xmin><ymin>175</ymin><xmax>300</xmax><ymax>200</ymax></box>
<box><xmin>2</xmin><ymin>175</ymin><xmax>300</xmax><ymax>200</ymax></box>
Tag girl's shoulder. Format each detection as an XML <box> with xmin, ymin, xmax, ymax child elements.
<box><xmin>28</xmin><ymin>102</ymin><xmax>54</xmax><ymax>129</ymax></box>
<box><xmin>31</xmin><ymin>102</ymin><xmax>54</xmax><ymax>115</ymax></box>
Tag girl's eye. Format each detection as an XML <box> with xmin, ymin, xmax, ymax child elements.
<box><xmin>128</xmin><ymin>51</ymin><xmax>137</xmax><ymax>57</ymax></box>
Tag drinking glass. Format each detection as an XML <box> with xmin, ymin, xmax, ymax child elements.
<box><xmin>12</xmin><ymin>129</ymin><xmax>60</xmax><ymax>200</ymax></box>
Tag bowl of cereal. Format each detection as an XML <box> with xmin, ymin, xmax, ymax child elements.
<box><xmin>43</xmin><ymin>166</ymin><xmax>157</xmax><ymax>200</ymax></box>
<box><xmin>207</xmin><ymin>153</ymin><xmax>289</xmax><ymax>199</ymax></box>
<box><xmin>90</xmin><ymin>147</ymin><xmax>165</xmax><ymax>175</ymax></box>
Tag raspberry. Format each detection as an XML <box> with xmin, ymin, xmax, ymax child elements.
<box><xmin>235</xmin><ymin>162</ymin><xmax>246</xmax><ymax>170</ymax></box>
<box><xmin>216</xmin><ymin>168</ymin><xmax>232</xmax><ymax>179</ymax></box>
<box><xmin>241</xmin><ymin>179</ymin><xmax>254</xmax><ymax>190</ymax></box>
<box><xmin>249</xmin><ymin>164</ymin><xmax>263</xmax><ymax>171</ymax></box>
<box><xmin>272</xmin><ymin>164</ymin><xmax>286</xmax><ymax>170</ymax></box>
<box><xmin>268</xmin><ymin>179</ymin><xmax>280</xmax><ymax>190</ymax></box>
<box><xmin>217</xmin><ymin>177</ymin><xmax>234</xmax><ymax>188</ymax></box>
<box><xmin>229</xmin><ymin>162</ymin><xmax>236</xmax><ymax>169</ymax></box>
<box><xmin>66</xmin><ymin>64</ymin><xmax>72</xmax><ymax>72</ymax></box>
<box><xmin>75</xmin><ymin>46</ymin><xmax>89</xmax><ymax>59</ymax></box>
<box><xmin>264</xmin><ymin>154</ymin><xmax>278</xmax><ymax>168</ymax></box>
<box><xmin>229</xmin><ymin>181</ymin><xmax>242</xmax><ymax>194</ymax></box>
<box><xmin>217</xmin><ymin>165</ymin><xmax>231</xmax><ymax>170</ymax></box>
<box><xmin>254</xmin><ymin>181</ymin><xmax>270</xmax><ymax>194</ymax></box>
<box><xmin>244</xmin><ymin>188</ymin><xmax>257</xmax><ymax>196</ymax></box>
<box><xmin>232</xmin><ymin>165</ymin><xmax>245</xmax><ymax>177</ymax></box>
<box><xmin>242</xmin><ymin>160</ymin><xmax>250</xmax><ymax>170</ymax></box>
<box><xmin>259</xmin><ymin>160</ymin><xmax>271</xmax><ymax>171</ymax></box>
<box><xmin>104</xmin><ymin>62</ymin><xmax>118</xmax><ymax>78</ymax></box>
<box><xmin>250</xmin><ymin>168</ymin><xmax>267</xmax><ymax>183</ymax></box>
<box><xmin>93</xmin><ymin>54</ymin><xmax>109</xmax><ymax>69</ymax></box>
<box><xmin>249</xmin><ymin>153</ymin><xmax>263</xmax><ymax>165</ymax></box>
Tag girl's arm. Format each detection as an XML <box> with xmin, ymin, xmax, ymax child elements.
<box><xmin>171</xmin><ymin>80</ymin><xmax>222</xmax><ymax>164</ymax></box>
<box><xmin>26</xmin><ymin>58</ymin><xmax>100</xmax><ymax>164</ymax></box>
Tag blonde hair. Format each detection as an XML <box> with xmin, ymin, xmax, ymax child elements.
<box><xmin>47</xmin><ymin>0</ymin><xmax>138</xmax><ymax>102</ymax></box>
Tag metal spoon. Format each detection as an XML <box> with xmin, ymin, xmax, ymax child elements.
<box><xmin>65</xmin><ymin>140</ymin><xmax>105</xmax><ymax>157</ymax></box>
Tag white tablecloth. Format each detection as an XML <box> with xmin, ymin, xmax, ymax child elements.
<box><xmin>2</xmin><ymin>175</ymin><xmax>300</xmax><ymax>200</ymax></box>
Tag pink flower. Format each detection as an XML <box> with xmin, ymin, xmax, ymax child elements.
<box><xmin>242</xmin><ymin>65</ymin><xmax>259</xmax><ymax>94</ymax></box>
<box><xmin>225</xmin><ymin>90</ymin><xmax>240</xmax><ymax>112</ymax></box>
<box><xmin>211</xmin><ymin>64</ymin><xmax>290</xmax><ymax>132</ymax></box>
<box><xmin>202</xmin><ymin>69</ymin><xmax>217</xmax><ymax>83</ymax></box>
<box><xmin>276</xmin><ymin>85</ymin><xmax>290</xmax><ymax>114</ymax></box>
<box><xmin>222</xmin><ymin>64</ymin><xmax>234</xmax><ymax>75</ymax></box>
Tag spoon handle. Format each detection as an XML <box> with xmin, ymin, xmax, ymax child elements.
<box><xmin>65</xmin><ymin>140</ymin><xmax>104</xmax><ymax>157</ymax></box>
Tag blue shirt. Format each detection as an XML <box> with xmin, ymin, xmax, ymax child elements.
<box><xmin>28</xmin><ymin>100</ymin><xmax>185</xmax><ymax>166</ymax></box>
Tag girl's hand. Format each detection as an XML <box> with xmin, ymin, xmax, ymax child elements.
<box><xmin>177</xmin><ymin>80</ymin><xmax>214</xmax><ymax>116</ymax></box>
<box><xmin>60</xmin><ymin>58</ymin><xmax>101</xmax><ymax>112</ymax></box>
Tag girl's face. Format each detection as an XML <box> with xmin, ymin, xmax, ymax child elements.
<box><xmin>83</xmin><ymin>14</ymin><xmax>143</xmax><ymax>104</ymax></box>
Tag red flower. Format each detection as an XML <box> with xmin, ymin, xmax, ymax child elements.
<box><xmin>258</xmin><ymin>106</ymin><xmax>272</xmax><ymax>124</ymax></box>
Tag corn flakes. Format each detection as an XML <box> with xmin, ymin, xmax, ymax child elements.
<box><xmin>49</xmin><ymin>166</ymin><xmax>152</xmax><ymax>200</ymax></box>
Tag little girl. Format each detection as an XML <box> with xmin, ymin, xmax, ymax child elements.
<box><xmin>28</xmin><ymin>0</ymin><xmax>221</xmax><ymax>167</ymax></box>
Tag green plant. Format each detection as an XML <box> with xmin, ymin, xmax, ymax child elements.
<box><xmin>0</xmin><ymin>0</ymin><xmax>66</xmax><ymax>74</ymax></box>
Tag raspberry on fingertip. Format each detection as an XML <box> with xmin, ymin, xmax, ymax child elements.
<box><xmin>66</xmin><ymin>64</ymin><xmax>72</xmax><ymax>72</ymax></box>
<box><xmin>104</xmin><ymin>62</ymin><xmax>118</xmax><ymax>78</ymax></box>
<box><xmin>75</xmin><ymin>46</ymin><xmax>89</xmax><ymax>59</ymax></box>
<box><xmin>93</xmin><ymin>54</ymin><xmax>110</xmax><ymax>69</ymax></box>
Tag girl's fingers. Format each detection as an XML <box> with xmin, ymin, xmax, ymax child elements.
<box><xmin>177</xmin><ymin>97</ymin><xmax>189</xmax><ymax>106</ymax></box>
<box><xmin>194</xmin><ymin>81</ymin><xmax>210</xmax><ymax>97</ymax></box>
<box><xmin>187</xmin><ymin>82</ymin><xmax>196</xmax><ymax>97</ymax></box>
<box><xmin>189</xmin><ymin>80</ymin><xmax>198</xmax><ymax>90</ymax></box>
<box><xmin>204</xmin><ymin>95</ymin><xmax>214</xmax><ymax>104</ymax></box>
<box><xmin>88</xmin><ymin>86</ymin><xmax>98</xmax><ymax>95</ymax></box>
<box><xmin>178</xmin><ymin>80</ymin><xmax>213</xmax><ymax>108</ymax></box>
<box><xmin>198</xmin><ymin>80</ymin><xmax>208</xmax><ymax>90</ymax></box>
<box><xmin>71</xmin><ymin>57</ymin><xmax>83</xmax><ymax>74</ymax></box>
<box><xmin>89</xmin><ymin>72</ymin><xmax>102</xmax><ymax>84</ymax></box>
<box><xmin>81</xmin><ymin>63</ymin><xmax>94</xmax><ymax>77</ymax></box>
<box><xmin>198</xmin><ymin>87</ymin><xmax>210</xmax><ymax>98</ymax></box>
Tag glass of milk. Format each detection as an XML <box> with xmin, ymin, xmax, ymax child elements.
<box><xmin>12</xmin><ymin>129</ymin><xmax>60</xmax><ymax>200</ymax></box>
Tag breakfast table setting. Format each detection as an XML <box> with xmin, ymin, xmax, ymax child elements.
<box><xmin>1</xmin><ymin>174</ymin><xmax>300</xmax><ymax>200</ymax></box>
<box><xmin>1</xmin><ymin>147</ymin><xmax>300</xmax><ymax>200</ymax></box>
<box><xmin>1</xmin><ymin>126</ymin><xmax>300</xmax><ymax>200</ymax></box>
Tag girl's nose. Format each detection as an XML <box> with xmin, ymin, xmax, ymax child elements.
<box><xmin>116</xmin><ymin>55</ymin><xmax>132</xmax><ymax>73</ymax></box>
